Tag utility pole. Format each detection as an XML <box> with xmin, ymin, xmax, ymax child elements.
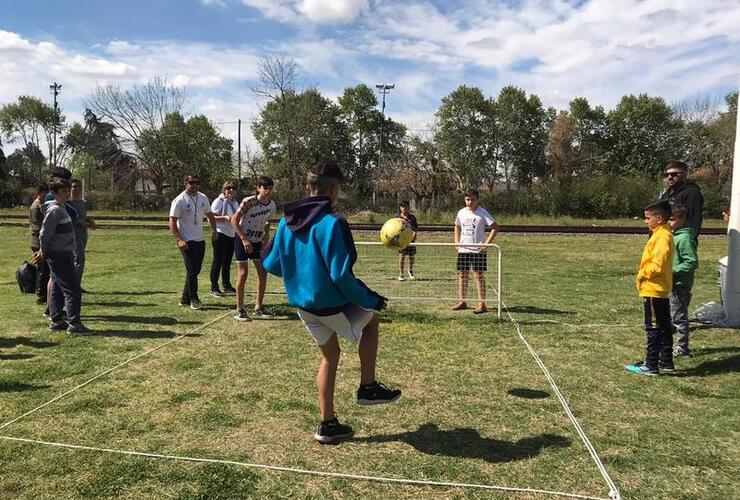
<box><xmin>374</xmin><ymin>83</ymin><xmax>394</xmax><ymax>208</ymax></box>
<box><xmin>49</xmin><ymin>82</ymin><xmax>62</xmax><ymax>169</ymax></box>
<box><xmin>724</xmin><ymin>81</ymin><xmax>740</xmax><ymax>326</ymax></box>
<box><xmin>237</xmin><ymin>119</ymin><xmax>242</xmax><ymax>194</ymax></box>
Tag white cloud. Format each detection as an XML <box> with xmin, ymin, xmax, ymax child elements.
<box><xmin>240</xmin><ymin>0</ymin><xmax>367</xmax><ymax>24</ymax></box>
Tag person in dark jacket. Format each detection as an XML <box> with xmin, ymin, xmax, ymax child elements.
<box><xmin>659</xmin><ymin>160</ymin><xmax>703</xmax><ymax>242</ymax></box>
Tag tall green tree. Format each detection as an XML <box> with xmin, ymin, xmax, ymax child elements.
<box><xmin>0</xmin><ymin>95</ymin><xmax>63</xmax><ymax>170</ymax></box>
<box><xmin>5</xmin><ymin>143</ymin><xmax>46</xmax><ymax>185</ymax></box>
<box><xmin>435</xmin><ymin>85</ymin><xmax>494</xmax><ymax>191</ymax></box>
<box><xmin>139</xmin><ymin>113</ymin><xmax>233</xmax><ymax>194</ymax></box>
<box><xmin>606</xmin><ymin>93</ymin><xmax>680</xmax><ymax>175</ymax></box>
<box><xmin>567</xmin><ymin>97</ymin><xmax>609</xmax><ymax>176</ymax></box>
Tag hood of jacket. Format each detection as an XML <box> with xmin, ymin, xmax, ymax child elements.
<box><xmin>666</xmin><ymin>179</ymin><xmax>701</xmax><ymax>197</ymax></box>
<box><xmin>283</xmin><ymin>196</ymin><xmax>333</xmax><ymax>233</ymax></box>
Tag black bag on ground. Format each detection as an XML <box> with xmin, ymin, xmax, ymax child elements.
<box><xmin>16</xmin><ymin>261</ymin><xmax>37</xmax><ymax>293</ymax></box>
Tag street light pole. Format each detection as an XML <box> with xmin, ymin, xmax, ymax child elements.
<box><xmin>49</xmin><ymin>82</ymin><xmax>62</xmax><ymax>169</ymax></box>
<box><xmin>374</xmin><ymin>83</ymin><xmax>394</xmax><ymax>208</ymax></box>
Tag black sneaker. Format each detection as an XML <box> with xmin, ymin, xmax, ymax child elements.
<box><xmin>67</xmin><ymin>323</ymin><xmax>93</xmax><ymax>336</ymax></box>
<box><xmin>314</xmin><ymin>417</ymin><xmax>354</xmax><ymax>444</ymax></box>
<box><xmin>190</xmin><ymin>299</ymin><xmax>203</xmax><ymax>310</ymax></box>
<box><xmin>658</xmin><ymin>361</ymin><xmax>675</xmax><ymax>372</ymax></box>
<box><xmin>210</xmin><ymin>289</ymin><xmax>225</xmax><ymax>298</ymax></box>
<box><xmin>179</xmin><ymin>299</ymin><xmax>189</xmax><ymax>307</ymax></box>
<box><xmin>234</xmin><ymin>309</ymin><xmax>249</xmax><ymax>321</ymax></box>
<box><xmin>674</xmin><ymin>346</ymin><xmax>691</xmax><ymax>357</ymax></box>
<box><xmin>357</xmin><ymin>381</ymin><xmax>402</xmax><ymax>406</ymax></box>
<box><xmin>222</xmin><ymin>286</ymin><xmax>237</xmax><ymax>296</ymax></box>
<box><xmin>49</xmin><ymin>321</ymin><xmax>69</xmax><ymax>331</ymax></box>
<box><xmin>36</xmin><ymin>297</ymin><xmax>47</xmax><ymax>305</ymax></box>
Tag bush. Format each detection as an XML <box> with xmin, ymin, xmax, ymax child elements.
<box><xmin>563</xmin><ymin>175</ymin><xmax>659</xmax><ymax>218</ymax></box>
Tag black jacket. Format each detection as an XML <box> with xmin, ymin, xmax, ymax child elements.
<box><xmin>661</xmin><ymin>180</ymin><xmax>703</xmax><ymax>240</ymax></box>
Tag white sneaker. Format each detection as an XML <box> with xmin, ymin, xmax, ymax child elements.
<box><xmin>408</xmin><ymin>271</ymin><xmax>415</xmax><ymax>280</ymax></box>
<box><xmin>397</xmin><ymin>274</ymin><xmax>405</xmax><ymax>281</ymax></box>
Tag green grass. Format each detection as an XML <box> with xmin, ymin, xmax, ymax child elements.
<box><xmin>0</xmin><ymin>227</ymin><xmax>738</xmax><ymax>499</ymax></box>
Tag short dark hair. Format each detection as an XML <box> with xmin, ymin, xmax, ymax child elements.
<box><xmin>306</xmin><ymin>157</ymin><xmax>344</xmax><ymax>195</ymax></box>
<box><xmin>50</xmin><ymin>166</ymin><xmax>72</xmax><ymax>180</ymax></box>
<box><xmin>36</xmin><ymin>182</ymin><xmax>49</xmax><ymax>195</ymax></box>
<box><xmin>665</xmin><ymin>160</ymin><xmax>688</xmax><ymax>171</ymax></box>
<box><xmin>257</xmin><ymin>176</ymin><xmax>274</xmax><ymax>188</ymax></box>
<box><xmin>71</xmin><ymin>178</ymin><xmax>82</xmax><ymax>186</ymax></box>
<box><xmin>464</xmin><ymin>189</ymin><xmax>479</xmax><ymax>199</ymax></box>
<box><xmin>399</xmin><ymin>200</ymin><xmax>410</xmax><ymax>208</ymax></box>
<box><xmin>644</xmin><ymin>199</ymin><xmax>671</xmax><ymax>220</ymax></box>
<box><xmin>670</xmin><ymin>202</ymin><xmax>687</xmax><ymax>221</ymax></box>
<box><xmin>183</xmin><ymin>174</ymin><xmax>201</xmax><ymax>184</ymax></box>
<box><xmin>49</xmin><ymin>179</ymin><xmax>71</xmax><ymax>193</ymax></box>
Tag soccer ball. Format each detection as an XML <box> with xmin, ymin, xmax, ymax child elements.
<box><xmin>380</xmin><ymin>217</ymin><xmax>414</xmax><ymax>250</ymax></box>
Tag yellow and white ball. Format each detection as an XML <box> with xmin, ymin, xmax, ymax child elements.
<box><xmin>380</xmin><ymin>217</ymin><xmax>414</xmax><ymax>250</ymax></box>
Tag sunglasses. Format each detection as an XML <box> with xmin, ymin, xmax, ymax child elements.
<box><xmin>187</xmin><ymin>181</ymin><xmax>200</xmax><ymax>185</ymax></box>
<box><xmin>224</xmin><ymin>186</ymin><xmax>235</xmax><ymax>190</ymax></box>
<box><xmin>664</xmin><ymin>172</ymin><xmax>683</xmax><ymax>178</ymax></box>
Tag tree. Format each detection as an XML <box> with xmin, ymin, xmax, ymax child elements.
<box><xmin>0</xmin><ymin>95</ymin><xmax>63</xmax><ymax>170</ymax></box>
<box><xmin>567</xmin><ymin>97</ymin><xmax>609</xmax><ymax>176</ymax></box>
<box><xmin>139</xmin><ymin>113</ymin><xmax>233</xmax><ymax>194</ymax></box>
<box><xmin>5</xmin><ymin>143</ymin><xmax>46</xmax><ymax>185</ymax></box>
<box><xmin>435</xmin><ymin>85</ymin><xmax>494</xmax><ymax>191</ymax></box>
<box><xmin>383</xmin><ymin>133</ymin><xmax>449</xmax><ymax>206</ymax></box>
<box><xmin>605</xmin><ymin>94</ymin><xmax>680</xmax><ymax>176</ymax></box>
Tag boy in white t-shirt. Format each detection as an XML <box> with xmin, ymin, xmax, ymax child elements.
<box><xmin>453</xmin><ymin>189</ymin><xmax>498</xmax><ymax>314</ymax></box>
<box><xmin>231</xmin><ymin>176</ymin><xmax>277</xmax><ymax>320</ymax></box>
<box><xmin>169</xmin><ymin>174</ymin><xmax>218</xmax><ymax>310</ymax></box>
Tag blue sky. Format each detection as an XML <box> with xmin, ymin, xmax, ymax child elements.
<box><xmin>1</xmin><ymin>0</ymin><xmax>739</xmax><ymax>147</ymax></box>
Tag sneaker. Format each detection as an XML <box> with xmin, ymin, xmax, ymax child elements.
<box><xmin>625</xmin><ymin>363</ymin><xmax>658</xmax><ymax>376</ymax></box>
<box><xmin>210</xmin><ymin>289</ymin><xmax>225</xmax><ymax>298</ymax></box>
<box><xmin>314</xmin><ymin>417</ymin><xmax>354</xmax><ymax>444</ymax></box>
<box><xmin>234</xmin><ymin>309</ymin><xmax>250</xmax><ymax>321</ymax></box>
<box><xmin>407</xmin><ymin>271</ymin><xmax>415</xmax><ymax>280</ymax></box>
<box><xmin>190</xmin><ymin>299</ymin><xmax>203</xmax><ymax>310</ymax></box>
<box><xmin>222</xmin><ymin>286</ymin><xmax>237</xmax><ymax>296</ymax></box>
<box><xmin>357</xmin><ymin>381</ymin><xmax>402</xmax><ymax>406</ymax></box>
<box><xmin>36</xmin><ymin>297</ymin><xmax>47</xmax><ymax>305</ymax></box>
<box><xmin>253</xmin><ymin>307</ymin><xmax>267</xmax><ymax>317</ymax></box>
<box><xmin>658</xmin><ymin>361</ymin><xmax>675</xmax><ymax>372</ymax></box>
<box><xmin>397</xmin><ymin>274</ymin><xmax>405</xmax><ymax>281</ymax></box>
<box><xmin>49</xmin><ymin>321</ymin><xmax>69</xmax><ymax>331</ymax></box>
<box><xmin>452</xmin><ymin>302</ymin><xmax>468</xmax><ymax>311</ymax></box>
<box><xmin>674</xmin><ymin>346</ymin><xmax>691</xmax><ymax>357</ymax></box>
<box><xmin>179</xmin><ymin>300</ymin><xmax>189</xmax><ymax>307</ymax></box>
<box><xmin>473</xmin><ymin>303</ymin><xmax>488</xmax><ymax>314</ymax></box>
<box><xmin>66</xmin><ymin>323</ymin><xmax>93</xmax><ymax>336</ymax></box>
<box><xmin>43</xmin><ymin>307</ymin><xmax>50</xmax><ymax>317</ymax></box>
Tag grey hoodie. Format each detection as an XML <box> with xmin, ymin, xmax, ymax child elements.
<box><xmin>39</xmin><ymin>202</ymin><xmax>76</xmax><ymax>255</ymax></box>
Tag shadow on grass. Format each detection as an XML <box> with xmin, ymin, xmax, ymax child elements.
<box><xmin>675</xmin><ymin>354</ymin><xmax>740</xmax><ymax>377</ymax></box>
<box><xmin>505</xmin><ymin>305</ymin><xmax>575</xmax><ymax>315</ymax></box>
<box><xmin>688</xmin><ymin>324</ymin><xmax>719</xmax><ymax>332</ymax></box>
<box><xmin>691</xmin><ymin>346</ymin><xmax>740</xmax><ymax>356</ymax></box>
<box><xmin>84</xmin><ymin>301</ymin><xmax>156</xmax><ymax>308</ymax></box>
<box><xmin>84</xmin><ymin>315</ymin><xmax>199</xmax><ymax>326</ymax></box>
<box><xmin>98</xmin><ymin>290</ymin><xmax>173</xmax><ymax>296</ymax></box>
<box><xmin>507</xmin><ymin>388</ymin><xmax>550</xmax><ymax>399</ymax></box>
<box><xmin>0</xmin><ymin>337</ymin><xmax>57</xmax><ymax>349</ymax></box>
<box><xmin>0</xmin><ymin>381</ymin><xmax>51</xmax><ymax>392</ymax></box>
<box><xmin>0</xmin><ymin>353</ymin><xmax>35</xmax><ymax>360</ymax></box>
<box><xmin>94</xmin><ymin>329</ymin><xmax>203</xmax><ymax>339</ymax></box>
<box><xmin>355</xmin><ymin>423</ymin><xmax>570</xmax><ymax>463</ymax></box>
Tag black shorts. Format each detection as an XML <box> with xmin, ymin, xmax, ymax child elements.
<box><xmin>398</xmin><ymin>245</ymin><xmax>417</xmax><ymax>256</ymax></box>
<box><xmin>456</xmin><ymin>252</ymin><xmax>488</xmax><ymax>273</ymax></box>
<box><xmin>234</xmin><ymin>239</ymin><xmax>263</xmax><ymax>262</ymax></box>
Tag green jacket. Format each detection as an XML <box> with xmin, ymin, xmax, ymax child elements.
<box><xmin>672</xmin><ymin>227</ymin><xmax>698</xmax><ymax>289</ymax></box>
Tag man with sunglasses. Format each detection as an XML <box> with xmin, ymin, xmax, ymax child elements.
<box><xmin>169</xmin><ymin>174</ymin><xmax>218</xmax><ymax>310</ymax></box>
<box><xmin>659</xmin><ymin>160</ymin><xmax>703</xmax><ymax>242</ymax></box>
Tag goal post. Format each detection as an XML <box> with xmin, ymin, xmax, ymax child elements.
<box><xmin>354</xmin><ymin>242</ymin><xmax>503</xmax><ymax>319</ymax></box>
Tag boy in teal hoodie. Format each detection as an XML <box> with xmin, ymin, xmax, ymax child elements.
<box><xmin>668</xmin><ymin>203</ymin><xmax>699</xmax><ymax>357</ymax></box>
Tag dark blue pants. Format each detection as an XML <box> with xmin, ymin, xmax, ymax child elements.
<box><xmin>32</xmin><ymin>246</ymin><xmax>50</xmax><ymax>301</ymax></box>
<box><xmin>643</xmin><ymin>297</ymin><xmax>673</xmax><ymax>370</ymax></box>
<box><xmin>46</xmin><ymin>252</ymin><xmax>81</xmax><ymax>325</ymax></box>
<box><xmin>180</xmin><ymin>240</ymin><xmax>206</xmax><ymax>303</ymax></box>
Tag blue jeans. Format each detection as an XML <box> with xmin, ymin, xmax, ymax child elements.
<box><xmin>47</xmin><ymin>252</ymin><xmax>81</xmax><ymax>325</ymax></box>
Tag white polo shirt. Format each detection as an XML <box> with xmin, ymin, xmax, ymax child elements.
<box><xmin>236</xmin><ymin>196</ymin><xmax>276</xmax><ymax>243</ymax></box>
<box><xmin>211</xmin><ymin>194</ymin><xmax>239</xmax><ymax>237</ymax></box>
<box><xmin>169</xmin><ymin>191</ymin><xmax>212</xmax><ymax>242</ymax></box>
<box><xmin>455</xmin><ymin>206</ymin><xmax>496</xmax><ymax>253</ymax></box>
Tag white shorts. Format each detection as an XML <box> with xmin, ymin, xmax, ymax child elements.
<box><xmin>297</xmin><ymin>304</ymin><xmax>376</xmax><ymax>346</ymax></box>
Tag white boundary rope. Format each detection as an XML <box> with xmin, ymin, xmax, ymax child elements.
<box><xmin>501</xmin><ymin>300</ymin><xmax>622</xmax><ymax>500</ymax></box>
<box><xmin>0</xmin><ymin>435</ymin><xmax>609</xmax><ymax>500</ymax></box>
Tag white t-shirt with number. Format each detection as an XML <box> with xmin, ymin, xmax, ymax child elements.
<box><xmin>237</xmin><ymin>196</ymin><xmax>276</xmax><ymax>243</ymax></box>
<box><xmin>169</xmin><ymin>191</ymin><xmax>212</xmax><ymax>242</ymax></box>
<box><xmin>455</xmin><ymin>206</ymin><xmax>496</xmax><ymax>253</ymax></box>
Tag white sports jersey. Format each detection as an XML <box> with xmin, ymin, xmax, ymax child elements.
<box><xmin>169</xmin><ymin>191</ymin><xmax>211</xmax><ymax>242</ymax></box>
<box><xmin>455</xmin><ymin>206</ymin><xmax>496</xmax><ymax>253</ymax></box>
<box><xmin>237</xmin><ymin>196</ymin><xmax>276</xmax><ymax>243</ymax></box>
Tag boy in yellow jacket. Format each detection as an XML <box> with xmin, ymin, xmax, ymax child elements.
<box><xmin>626</xmin><ymin>200</ymin><xmax>674</xmax><ymax>376</ymax></box>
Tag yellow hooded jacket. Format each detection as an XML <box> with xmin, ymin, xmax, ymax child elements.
<box><xmin>636</xmin><ymin>224</ymin><xmax>674</xmax><ymax>298</ymax></box>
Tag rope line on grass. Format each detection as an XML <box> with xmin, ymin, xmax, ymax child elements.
<box><xmin>0</xmin><ymin>309</ymin><xmax>235</xmax><ymax>432</ymax></box>
<box><xmin>0</xmin><ymin>435</ymin><xmax>610</xmax><ymax>500</ymax></box>
<box><xmin>501</xmin><ymin>300</ymin><xmax>622</xmax><ymax>500</ymax></box>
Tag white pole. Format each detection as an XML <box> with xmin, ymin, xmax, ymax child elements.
<box><xmin>724</xmin><ymin>82</ymin><xmax>740</xmax><ymax>326</ymax></box>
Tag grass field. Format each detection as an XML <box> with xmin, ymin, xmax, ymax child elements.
<box><xmin>0</xmin><ymin>226</ymin><xmax>738</xmax><ymax>499</ymax></box>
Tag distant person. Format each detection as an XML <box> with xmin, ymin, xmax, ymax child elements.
<box><xmin>668</xmin><ymin>203</ymin><xmax>698</xmax><ymax>358</ymax></box>
<box><xmin>262</xmin><ymin>158</ymin><xmax>401</xmax><ymax>444</ymax></box>
<box><xmin>660</xmin><ymin>160</ymin><xmax>703</xmax><ymax>242</ymax></box>
<box><xmin>37</xmin><ymin>179</ymin><xmax>91</xmax><ymax>335</ymax></box>
<box><xmin>396</xmin><ymin>200</ymin><xmax>419</xmax><ymax>281</ymax></box>
<box><xmin>29</xmin><ymin>182</ymin><xmax>50</xmax><ymax>305</ymax></box>
<box><xmin>453</xmin><ymin>189</ymin><xmax>498</xmax><ymax>314</ymax></box>
<box><xmin>722</xmin><ymin>207</ymin><xmax>730</xmax><ymax>223</ymax></box>
<box><xmin>169</xmin><ymin>174</ymin><xmax>218</xmax><ymax>310</ymax></box>
<box><xmin>68</xmin><ymin>179</ymin><xmax>96</xmax><ymax>290</ymax></box>
<box><xmin>209</xmin><ymin>181</ymin><xmax>239</xmax><ymax>298</ymax></box>
<box><xmin>625</xmin><ymin>200</ymin><xmax>674</xmax><ymax>376</ymax></box>
<box><xmin>231</xmin><ymin>176</ymin><xmax>276</xmax><ymax>320</ymax></box>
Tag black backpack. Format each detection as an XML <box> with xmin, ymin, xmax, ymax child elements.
<box><xmin>16</xmin><ymin>261</ymin><xmax>37</xmax><ymax>294</ymax></box>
